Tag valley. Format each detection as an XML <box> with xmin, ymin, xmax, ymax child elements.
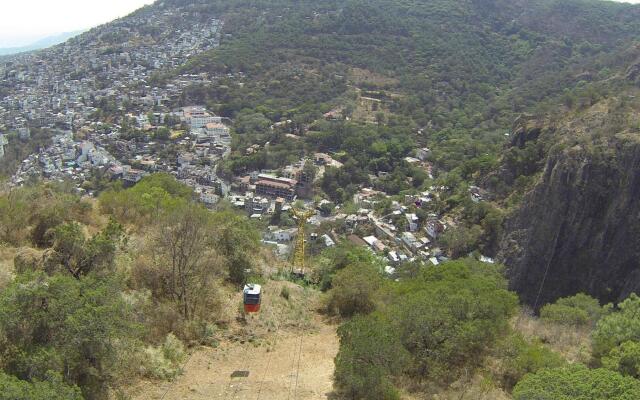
<box><xmin>3</xmin><ymin>0</ymin><xmax>640</xmax><ymax>399</ymax></box>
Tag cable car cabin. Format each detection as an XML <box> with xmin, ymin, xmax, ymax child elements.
<box><xmin>243</xmin><ymin>284</ymin><xmax>262</xmax><ymax>313</ymax></box>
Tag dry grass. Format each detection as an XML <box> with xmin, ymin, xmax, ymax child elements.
<box><xmin>513</xmin><ymin>311</ymin><xmax>592</xmax><ymax>364</ymax></box>
<box><xmin>348</xmin><ymin>67</ymin><xmax>399</xmax><ymax>87</ymax></box>
<box><xmin>433</xmin><ymin>375</ymin><xmax>511</xmax><ymax>400</ymax></box>
<box><xmin>127</xmin><ymin>280</ymin><xmax>336</xmax><ymax>400</ymax></box>
<box><xmin>226</xmin><ymin>280</ymin><xmax>321</xmax><ymax>344</ymax></box>
<box><xmin>0</xmin><ymin>244</ymin><xmax>17</xmax><ymax>289</ymax></box>
<box><xmin>350</xmin><ymin>91</ymin><xmax>394</xmax><ymax>124</ymax></box>
<box><xmin>398</xmin><ymin>372</ymin><xmax>511</xmax><ymax>400</ymax></box>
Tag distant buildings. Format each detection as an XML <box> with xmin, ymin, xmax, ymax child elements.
<box><xmin>205</xmin><ymin>122</ymin><xmax>229</xmax><ymax>137</ymax></box>
<box><xmin>426</xmin><ymin>219</ymin><xmax>446</xmax><ymax>239</ymax></box>
<box><xmin>0</xmin><ymin>134</ymin><xmax>7</xmax><ymax>159</ymax></box>
<box><xmin>353</xmin><ymin>188</ymin><xmax>383</xmax><ymax>207</ymax></box>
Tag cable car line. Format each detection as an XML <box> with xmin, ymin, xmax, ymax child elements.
<box><xmin>292</xmin><ymin>333</ymin><xmax>304</xmax><ymax>399</ymax></box>
<box><xmin>532</xmin><ymin>227</ymin><xmax>561</xmax><ymax>311</ymax></box>
<box><xmin>223</xmin><ymin>330</ymin><xmax>253</xmax><ymax>400</ymax></box>
<box><xmin>286</xmin><ymin>328</ymin><xmax>305</xmax><ymax>400</ymax></box>
<box><xmin>285</xmin><ymin>327</ymin><xmax>300</xmax><ymax>400</ymax></box>
<box><xmin>158</xmin><ymin>351</ymin><xmax>197</xmax><ymax>400</ymax></box>
<box><xmin>224</xmin><ymin>285</ymin><xmax>261</xmax><ymax>400</ymax></box>
<box><xmin>285</xmin><ymin>336</ymin><xmax>298</xmax><ymax>400</ymax></box>
<box><xmin>254</xmin><ymin>320</ymin><xmax>281</xmax><ymax>400</ymax></box>
<box><xmin>516</xmin><ymin>227</ymin><xmax>561</xmax><ymax>327</ymax></box>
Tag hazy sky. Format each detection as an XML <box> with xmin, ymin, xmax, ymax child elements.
<box><xmin>0</xmin><ymin>0</ymin><xmax>639</xmax><ymax>47</ymax></box>
<box><xmin>0</xmin><ymin>0</ymin><xmax>154</xmax><ymax>47</ymax></box>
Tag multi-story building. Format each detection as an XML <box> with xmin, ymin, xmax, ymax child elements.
<box><xmin>255</xmin><ymin>174</ymin><xmax>297</xmax><ymax>201</ymax></box>
<box><xmin>185</xmin><ymin>107</ymin><xmax>222</xmax><ymax>129</ymax></box>
<box><xmin>205</xmin><ymin>122</ymin><xmax>229</xmax><ymax>137</ymax></box>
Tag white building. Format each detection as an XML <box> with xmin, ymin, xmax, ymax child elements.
<box><xmin>0</xmin><ymin>134</ymin><xmax>7</xmax><ymax>159</ymax></box>
<box><xmin>322</xmin><ymin>234</ymin><xmax>336</xmax><ymax>247</ymax></box>
<box><xmin>200</xmin><ymin>190</ymin><xmax>219</xmax><ymax>207</ymax></box>
<box><xmin>265</xmin><ymin>227</ymin><xmax>297</xmax><ymax>242</ymax></box>
<box><xmin>416</xmin><ymin>147</ymin><xmax>432</xmax><ymax>161</ymax></box>
<box><xmin>402</xmin><ymin>232</ymin><xmax>422</xmax><ymax>253</ymax></box>
<box><xmin>406</xmin><ymin>213</ymin><xmax>419</xmax><ymax>232</ymax></box>
<box><xmin>191</xmin><ymin>114</ymin><xmax>221</xmax><ymax>130</ymax></box>
<box><xmin>426</xmin><ymin>220</ymin><xmax>446</xmax><ymax>239</ymax></box>
<box><xmin>77</xmin><ymin>141</ymin><xmax>95</xmax><ymax>163</ymax></box>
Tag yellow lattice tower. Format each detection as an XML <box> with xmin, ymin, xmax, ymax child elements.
<box><xmin>291</xmin><ymin>207</ymin><xmax>315</xmax><ymax>275</ymax></box>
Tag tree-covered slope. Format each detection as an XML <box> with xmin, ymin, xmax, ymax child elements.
<box><xmin>153</xmin><ymin>0</ymin><xmax>640</xmax><ymax>182</ymax></box>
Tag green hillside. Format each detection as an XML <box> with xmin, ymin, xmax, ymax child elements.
<box><xmin>153</xmin><ymin>0</ymin><xmax>640</xmax><ymax>199</ymax></box>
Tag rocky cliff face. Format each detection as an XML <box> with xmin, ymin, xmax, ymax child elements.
<box><xmin>499</xmin><ymin>106</ymin><xmax>640</xmax><ymax>308</ymax></box>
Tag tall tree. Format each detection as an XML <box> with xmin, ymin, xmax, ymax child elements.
<box><xmin>152</xmin><ymin>203</ymin><xmax>221</xmax><ymax>319</ymax></box>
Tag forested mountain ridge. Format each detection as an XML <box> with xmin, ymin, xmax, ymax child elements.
<box><xmin>154</xmin><ymin>0</ymin><xmax>640</xmax><ymax>305</ymax></box>
<box><xmin>159</xmin><ymin>0</ymin><xmax>640</xmax><ymax>177</ymax></box>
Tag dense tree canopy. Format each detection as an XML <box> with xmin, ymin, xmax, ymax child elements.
<box><xmin>0</xmin><ymin>372</ymin><xmax>82</xmax><ymax>400</ymax></box>
<box><xmin>333</xmin><ymin>259</ymin><xmax>518</xmax><ymax>397</ymax></box>
<box><xmin>0</xmin><ymin>274</ymin><xmax>139</xmax><ymax>399</ymax></box>
<box><xmin>513</xmin><ymin>365</ymin><xmax>640</xmax><ymax>400</ymax></box>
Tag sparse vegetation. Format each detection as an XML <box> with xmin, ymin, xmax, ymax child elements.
<box><xmin>141</xmin><ymin>334</ymin><xmax>187</xmax><ymax>380</ymax></box>
<box><xmin>0</xmin><ymin>177</ymin><xmax>264</xmax><ymax>398</ymax></box>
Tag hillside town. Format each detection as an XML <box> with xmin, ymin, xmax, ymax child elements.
<box><xmin>0</xmin><ymin>6</ymin><xmax>223</xmax><ymax>133</ymax></box>
<box><xmin>0</xmin><ymin>2</ymin><xmax>489</xmax><ymax>270</ymax></box>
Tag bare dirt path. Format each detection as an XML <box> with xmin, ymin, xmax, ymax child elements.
<box><xmin>133</xmin><ymin>323</ymin><xmax>337</xmax><ymax>400</ymax></box>
<box><xmin>131</xmin><ymin>281</ymin><xmax>339</xmax><ymax>400</ymax></box>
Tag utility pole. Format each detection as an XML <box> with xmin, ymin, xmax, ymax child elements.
<box><xmin>291</xmin><ymin>207</ymin><xmax>315</xmax><ymax>277</ymax></box>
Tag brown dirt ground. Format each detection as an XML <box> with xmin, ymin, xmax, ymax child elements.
<box><xmin>132</xmin><ymin>323</ymin><xmax>337</xmax><ymax>400</ymax></box>
<box><xmin>130</xmin><ymin>281</ymin><xmax>339</xmax><ymax>400</ymax></box>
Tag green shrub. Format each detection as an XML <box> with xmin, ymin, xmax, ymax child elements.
<box><xmin>393</xmin><ymin>260</ymin><xmax>518</xmax><ymax>381</ymax></box>
<box><xmin>592</xmin><ymin>294</ymin><xmax>640</xmax><ymax>359</ymax></box>
<box><xmin>513</xmin><ymin>365</ymin><xmax>640</xmax><ymax>400</ymax></box>
<box><xmin>495</xmin><ymin>333</ymin><xmax>565</xmax><ymax>390</ymax></box>
<box><xmin>540</xmin><ymin>293</ymin><xmax>607</xmax><ymax>327</ymax></box>
<box><xmin>314</xmin><ymin>242</ymin><xmax>384</xmax><ymax>291</ymax></box>
<box><xmin>602</xmin><ymin>341</ymin><xmax>640</xmax><ymax>378</ymax></box>
<box><xmin>333</xmin><ymin>258</ymin><xmax>519</xmax><ymax>396</ymax></box>
<box><xmin>0</xmin><ymin>372</ymin><xmax>83</xmax><ymax>400</ymax></box>
<box><xmin>0</xmin><ymin>273</ymin><xmax>140</xmax><ymax>399</ymax></box>
<box><xmin>541</xmin><ymin>304</ymin><xmax>590</xmax><ymax>326</ymax></box>
<box><xmin>141</xmin><ymin>334</ymin><xmax>187</xmax><ymax>380</ymax></box>
<box><xmin>280</xmin><ymin>286</ymin><xmax>290</xmax><ymax>300</ymax></box>
<box><xmin>334</xmin><ymin>313</ymin><xmax>407</xmax><ymax>400</ymax></box>
<box><xmin>325</xmin><ymin>262</ymin><xmax>383</xmax><ymax>317</ymax></box>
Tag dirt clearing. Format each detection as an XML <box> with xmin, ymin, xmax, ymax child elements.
<box><xmin>130</xmin><ymin>281</ymin><xmax>339</xmax><ymax>400</ymax></box>
<box><xmin>134</xmin><ymin>322</ymin><xmax>337</xmax><ymax>400</ymax></box>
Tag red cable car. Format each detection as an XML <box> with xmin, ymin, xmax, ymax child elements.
<box><xmin>243</xmin><ymin>284</ymin><xmax>262</xmax><ymax>313</ymax></box>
